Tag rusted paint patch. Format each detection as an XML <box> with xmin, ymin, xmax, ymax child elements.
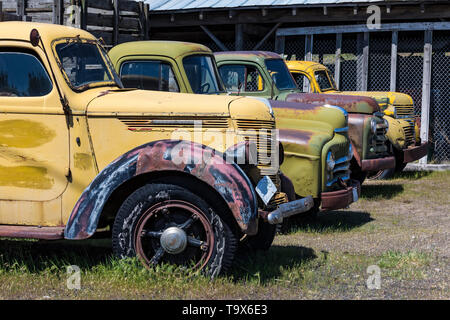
<box><xmin>65</xmin><ymin>140</ymin><xmax>257</xmax><ymax>240</ymax></box>
<box><xmin>0</xmin><ymin>120</ymin><xmax>56</xmax><ymax>148</ymax></box>
<box><xmin>279</xmin><ymin>129</ymin><xmax>314</xmax><ymax>146</ymax></box>
<box><xmin>286</xmin><ymin>93</ymin><xmax>380</xmax><ymax>114</ymax></box>
<box><xmin>74</xmin><ymin>153</ymin><xmax>93</xmax><ymax>170</ymax></box>
<box><xmin>270</xmin><ymin>99</ymin><xmax>322</xmax><ymax>112</ymax></box>
<box><xmin>348</xmin><ymin>114</ymin><xmax>368</xmax><ymax>159</ymax></box>
<box><xmin>0</xmin><ymin>165</ymin><xmax>53</xmax><ymax>189</ymax></box>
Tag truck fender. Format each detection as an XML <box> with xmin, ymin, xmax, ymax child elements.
<box><xmin>64</xmin><ymin>140</ymin><xmax>258</xmax><ymax>240</ymax></box>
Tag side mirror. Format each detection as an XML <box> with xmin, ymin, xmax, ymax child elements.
<box><xmin>30</xmin><ymin>29</ymin><xmax>41</xmax><ymax>47</ymax></box>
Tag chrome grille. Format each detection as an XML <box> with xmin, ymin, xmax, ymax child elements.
<box><xmin>395</xmin><ymin>105</ymin><xmax>416</xmax><ymax>146</ymax></box>
<box><xmin>326</xmin><ymin>141</ymin><xmax>351</xmax><ymax>188</ymax></box>
<box><xmin>236</xmin><ymin>119</ymin><xmax>280</xmax><ymax>188</ymax></box>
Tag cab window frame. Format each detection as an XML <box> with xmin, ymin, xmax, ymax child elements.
<box><xmin>0</xmin><ymin>49</ymin><xmax>53</xmax><ymax>98</ymax></box>
<box><xmin>218</xmin><ymin>63</ymin><xmax>265</xmax><ymax>93</ymax></box>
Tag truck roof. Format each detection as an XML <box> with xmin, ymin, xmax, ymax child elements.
<box><xmin>285</xmin><ymin>60</ymin><xmax>326</xmax><ymax>72</ymax></box>
<box><xmin>108</xmin><ymin>40</ymin><xmax>213</xmax><ymax>61</ymax></box>
<box><xmin>214</xmin><ymin>51</ymin><xmax>282</xmax><ymax>64</ymax></box>
<box><xmin>0</xmin><ymin>21</ymin><xmax>95</xmax><ymax>43</ymax></box>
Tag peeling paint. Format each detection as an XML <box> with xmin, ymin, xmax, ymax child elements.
<box><xmin>0</xmin><ymin>165</ymin><xmax>54</xmax><ymax>189</ymax></box>
<box><xmin>0</xmin><ymin>120</ymin><xmax>56</xmax><ymax>148</ymax></box>
<box><xmin>74</xmin><ymin>153</ymin><xmax>93</xmax><ymax>170</ymax></box>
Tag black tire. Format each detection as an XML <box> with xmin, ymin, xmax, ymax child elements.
<box><xmin>239</xmin><ymin>218</ymin><xmax>277</xmax><ymax>251</ymax></box>
<box><xmin>112</xmin><ymin>183</ymin><xmax>237</xmax><ymax>277</ymax></box>
<box><xmin>350</xmin><ymin>159</ymin><xmax>367</xmax><ymax>185</ymax></box>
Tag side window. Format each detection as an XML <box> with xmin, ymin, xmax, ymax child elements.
<box><xmin>120</xmin><ymin>60</ymin><xmax>179</xmax><ymax>92</ymax></box>
<box><xmin>0</xmin><ymin>52</ymin><xmax>52</xmax><ymax>97</ymax></box>
<box><xmin>292</xmin><ymin>72</ymin><xmax>311</xmax><ymax>93</ymax></box>
<box><xmin>218</xmin><ymin>64</ymin><xmax>264</xmax><ymax>92</ymax></box>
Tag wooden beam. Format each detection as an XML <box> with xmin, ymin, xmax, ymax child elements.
<box><xmin>200</xmin><ymin>25</ymin><xmax>228</xmax><ymax>51</ymax></box>
<box><xmin>80</xmin><ymin>0</ymin><xmax>88</xmax><ymax>30</ymax></box>
<box><xmin>356</xmin><ymin>32</ymin><xmax>369</xmax><ymax>91</ymax></box>
<box><xmin>253</xmin><ymin>22</ymin><xmax>282</xmax><ymax>50</ymax></box>
<box><xmin>419</xmin><ymin>30</ymin><xmax>433</xmax><ymax>164</ymax></box>
<box><xmin>278</xmin><ymin>22</ymin><xmax>450</xmax><ymax>36</ymax></box>
<box><xmin>390</xmin><ymin>30</ymin><xmax>398</xmax><ymax>92</ymax></box>
<box><xmin>334</xmin><ymin>33</ymin><xmax>342</xmax><ymax>90</ymax></box>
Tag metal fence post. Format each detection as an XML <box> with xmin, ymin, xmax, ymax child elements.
<box><xmin>275</xmin><ymin>35</ymin><xmax>285</xmax><ymax>54</ymax></box>
<box><xmin>335</xmin><ymin>33</ymin><xmax>342</xmax><ymax>90</ymax></box>
<box><xmin>390</xmin><ymin>31</ymin><xmax>398</xmax><ymax>92</ymax></box>
<box><xmin>420</xmin><ymin>30</ymin><xmax>433</xmax><ymax>164</ymax></box>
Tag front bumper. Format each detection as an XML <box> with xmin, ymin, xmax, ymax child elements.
<box><xmin>361</xmin><ymin>156</ymin><xmax>396</xmax><ymax>172</ymax></box>
<box><xmin>259</xmin><ymin>195</ymin><xmax>315</xmax><ymax>224</ymax></box>
<box><xmin>321</xmin><ymin>179</ymin><xmax>361</xmax><ymax>211</ymax></box>
<box><xmin>403</xmin><ymin>142</ymin><xmax>428</xmax><ymax>163</ymax></box>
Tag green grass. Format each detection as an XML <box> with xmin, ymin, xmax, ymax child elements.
<box><xmin>0</xmin><ymin>170</ymin><xmax>448</xmax><ymax>299</ymax></box>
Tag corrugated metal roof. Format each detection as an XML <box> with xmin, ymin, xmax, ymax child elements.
<box><xmin>145</xmin><ymin>0</ymin><xmax>389</xmax><ymax>12</ymax></box>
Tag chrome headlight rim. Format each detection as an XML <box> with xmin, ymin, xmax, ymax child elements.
<box><xmin>370</xmin><ymin>118</ymin><xmax>378</xmax><ymax>134</ymax></box>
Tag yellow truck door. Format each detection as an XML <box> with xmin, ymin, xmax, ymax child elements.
<box><xmin>0</xmin><ymin>49</ymin><xmax>69</xmax><ymax>226</ymax></box>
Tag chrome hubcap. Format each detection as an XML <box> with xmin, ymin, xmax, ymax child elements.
<box><xmin>160</xmin><ymin>227</ymin><xmax>187</xmax><ymax>254</ymax></box>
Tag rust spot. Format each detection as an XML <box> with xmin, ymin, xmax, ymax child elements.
<box><xmin>286</xmin><ymin>93</ymin><xmax>380</xmax><ymax>114</ymax></box>
<box><xmin>279</xmin><ymin>129</ymin><xmax>314</xmax><ymax>146</ymax></box>
<box><xmin>270</xmin><ymin>99</ymin><xmax>322</xmax><ymax>112</ymax></box>
<box><xmin>74</xmin><ymin>153</ymin><xmax>93</xmax><ymax>170</ymax></box>
<box><xmin>0</xmin><ymin>165</ymin><xmax>54</xmax><ymax>189</ymax></box>
<box><xmin>0</xmin><ymin>120</ymin><xmax>56</xmax><ymax>148</ymax></box>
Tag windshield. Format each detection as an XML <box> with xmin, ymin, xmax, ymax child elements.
<box><xmin>315</xmin><ymin>69</ymin><xmax>337</xmax><ymax>91</ymax></box>
<box><xmin>182</xmin><ymin>55</ymin><xmax>224</xmax><ymax>94</ymax></box>
<box><xmin>265</xmin><ymin>59</ymin><xmax>297</xmax><ymax>91</ymax></box>
<box><xmin>55</xmin><ymin>39</ymin><xmax>121</xmax><ymax>90</ymax></box>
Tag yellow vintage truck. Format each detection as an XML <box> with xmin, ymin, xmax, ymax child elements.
<box><xmin>108</xmin><ymin>41</ymin><xmax>361</xmax><ymax>225</ymax></box>
<box><xmin>286</xmin><ymin>60</ymin><xmax>428</xmax><ymax>179</ymax></box>
<box><xmin>0</xmin><ymin>22</ymin><xmax>315</xmax><ymax>276</ymax></box>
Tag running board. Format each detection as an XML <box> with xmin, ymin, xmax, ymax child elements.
<box><xmin>0</xmin><ymin>225</ymin><xmax>65</xmax><ymax>240</ymax></box>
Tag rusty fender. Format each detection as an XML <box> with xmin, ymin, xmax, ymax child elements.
<box><xmin>64</xmin><ymin>140</ymin><xmax>258</xmax><ymax>240</ymax></box>
<box><xmin>286</xmin><ymin>93</ymin><xmax>380</xmax><ymax>114</ymax></box>
<box><xmin>348</xmin><ymin>113</ymin><xmax>369</xmax><ymax>163</ymax></box>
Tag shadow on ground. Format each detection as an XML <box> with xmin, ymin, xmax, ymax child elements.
<box><xmin>232</xmin><ymin>245</ymin><xmax>317</xmax><ymax>284</ymax></box>
<box><xmin>361</xmin><ymin>183</ymin><xmax>404</xmax><ymax>200</ymax></box>
<box><xmin>395</xmin><ymin>171</ymin><xmax>433</xmax><ymax>180</ymax></box>
<box><xmin>283</xmin><ymin>210</ymin><xmax>373</xmax><ymax>234</ymax></box>
<box><xmin>0</xmin><ymin>238</ymin><xmax>113</xmax><ymax>272</ymax></box>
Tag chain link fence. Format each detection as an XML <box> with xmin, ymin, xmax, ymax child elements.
<box><xmin>277</xmin><ymin>28</ymin><xmax>449</xmax><ymax>163</ymax></box>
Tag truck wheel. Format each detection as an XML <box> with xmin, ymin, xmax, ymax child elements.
<box><xmin>112</xmin><ymin>184</ymin><xmax>237</xmax><ymax>277</ymax></box>
<box><xmin>239</xmin><ymin>218</ymin><xmax>277</xmax><ymax>251</ymax></box>
<box><xmin>367</xmin><ymin>168</ymin><xmax>395</xmax><ymax>180</ymax></box>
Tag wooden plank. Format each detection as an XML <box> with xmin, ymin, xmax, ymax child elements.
<box><xmin>144</xmin><ymin>3</ymin><xmax>150</xmax><ymax>39</ymax></box>
<box><xmin>362</xmin><ymin>32</ymin><xmax>369</xmax><ymax>91</ymax></box>
<box><xmin>52</xmin><ymin>0</ymin><xmax>64</xmax><ymax>24</ymax></box>
<box><xmin>88</xmin><ymin>0</ymin><xmax>113</xmax><ymax>11</ymax></box>
<box><xmin>390</xmin><ymin>30</ymin><xmax>398</xmax><ymax>92</ymax></box>
<box><xmin>419</xmin><ymin>30</ymin><xmax>433</xmax><ymax>165</ymax></box>
<box><xmin>200</xmin><ymin>25</ymin><xmax>228</xmax><ymax>51</ymax></box>
<box><xmin>334</xmin><ymin>33</ymin><xmax>342</xmax><ymax>90</ymax></box>
<box><xmin>303</xmin><ymin>35</ymin><xmax>313</xmax><ymax>92</ymax></box>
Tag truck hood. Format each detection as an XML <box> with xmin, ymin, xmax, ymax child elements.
<box><xmin>331</xmin><ymin>91</ymin><xmax>413</xmax><ymax>107</ymax></box>
<box><xmin>286</xmin><ymin>93</ymin><xmax>380</xmax><ymax>114</ymax></box>
<box><xmin>270</xmin><ymin>99</ymin><xmax>347</xmax><ymax>132</ymax></box>
<box><xmin>86</xmin><ymin>89</ymin><xmax>237</xmax><ymax>117</ymax></box>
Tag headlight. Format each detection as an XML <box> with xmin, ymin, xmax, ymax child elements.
<box><xmin>326</xmin><ymin>152</ymin><xmax>335</xmax><ymax>171</ymax></box>
<box><xmin>370</xmin><ymin>118</ymin><xmax>377</xmax><ymax>134</ymax></box>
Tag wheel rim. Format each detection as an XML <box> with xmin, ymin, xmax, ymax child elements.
<box><xmin>134</xmin><ymin>200</ymin><xmax>214</xmax><ymax>271</ymax></box>
<box><xmin>367</xmin><ymin>170</ymin><xmax>384</xmax><ymax>180</ymax></box>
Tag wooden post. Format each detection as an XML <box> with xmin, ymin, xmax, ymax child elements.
<box><xmin>16</xmin><ymin>0</ymin><xmax>25</xmax><ymax>16</ymax></box>
<box><xmin>275</xmin><ymin>35</ymin><xmax>285</xmax><ymax>54</ymax></box>
<box><xmin>53</xmin><ymin>0</ymin><xmax>64</xmax><ymax>25</ymax></box>
<box><xmin>144</xmin><ymin>3</ymin><xmax>150</xmax><ymax>40</ymax></box>
<box><xmin>304</xmin><ymin>34</ymin><xmax>313</xmax><ymax>61</ymax></box>
<box><xmin>420</xmin><ymin>30</ymin><xmax>433</xmax><ymax>164</ymax></box>
<box><xmin>113</xmin><ymin>0</ymin><xmax>119</xmax><ymax>45</ymax></box>
<box><xmin>0</xmin><ymin>2</ymin><xmax>3</xmax><ymax>22</ymax></box>
<box><xmin>390</xmin><ymin>31</ymin><xmax>398</xmax><ymax>92</ymax></box>
<box><xmin>357</xmin><ymin>32</ymin><xmax>369</xmax><ymax>91</ymax></box>
<box><xmin>80</xmin><ymin>0</ymin><xmax>88</xmax><ymax>30</ymax></box>
<box><xmin>235</xmin><ymin>24</ymin><xmax>244</xmax><ymax>50</ymax></box>
<box><xmin>335</xmin><ymin>33</ymin><xmax>342</xmax><ymax>90</ymax></box>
